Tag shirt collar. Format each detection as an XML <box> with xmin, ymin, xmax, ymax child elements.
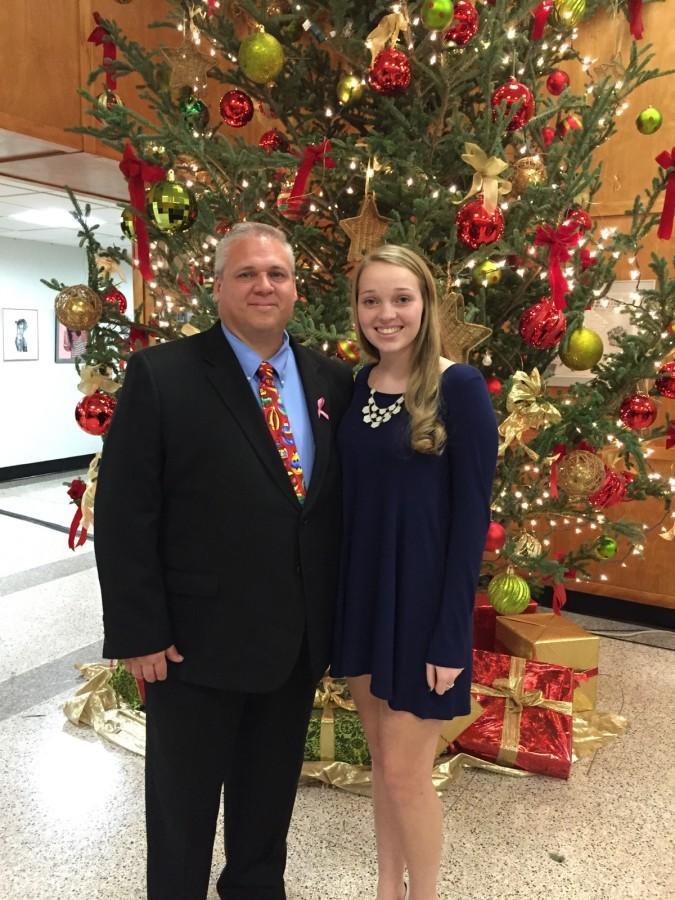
<box><xmin>220</xmin><ymin>323</ymin><xmax>291</xmax><ymax>384</ymax></box>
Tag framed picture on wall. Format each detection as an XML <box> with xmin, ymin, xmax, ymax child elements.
<box><xmin>55</xmin><ymin>320</ymin><xmax>88</xmax><ymax>363</ymax></box>
<box><xmin>2</xmin><ymin>308</ymin><xmax>39</xmax><ymax>361</ymax></box>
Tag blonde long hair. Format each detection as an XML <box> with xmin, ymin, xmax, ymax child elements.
<box><xmin>351</xmin><ymin>245</ymin><xmax>447</xmax><ymax>455</ymax></box>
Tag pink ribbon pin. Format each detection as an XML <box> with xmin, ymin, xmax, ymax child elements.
<box><xmin>317</xmin><ymin>397</ymin><xmax>329</xmax><ymax>420</ymax></box>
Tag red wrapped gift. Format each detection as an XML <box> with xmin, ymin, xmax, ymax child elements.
<box><xmin>473</xmin><ymin>593</ymin><xmax>538</xmax><ymax>651</ymax></box>
<box><xmin>455</xmin><ymin>649</ymin><xmax>574</xmax><ymax>779</ymax></box>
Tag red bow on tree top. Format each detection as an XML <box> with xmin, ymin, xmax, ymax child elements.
<box><xmin>119</xmin><ymin>144</ymin><xmax>165</xmax><ymax>281</ymax></box>
<box><xmin>289</xmin><ymin>139</ymin><xmax>336</xmax><ymax>202</ymax></box>
<box><xmin>656</xmin><ymin>148</ymin><xmax>675</xmax><ymax>240</ymax></box>
<box><xmin>534</xmin><ymin>220</ymin><xmax>581</xmax><ymax>310</ymax></box>
<box><xmin>628</xmin><ymin>0</ymin><xmax>644</xmax><ymax>39</ymax></box>
<box><xmin>88</xmin><ymin>12</ymin><xmax>117</xmax><ymax>91</ymax></box>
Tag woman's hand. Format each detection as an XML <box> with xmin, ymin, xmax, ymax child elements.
<box><xmin>426</xmin><ymin>663</ymin><xmax>464</xmax><ymax>696</ymax></box>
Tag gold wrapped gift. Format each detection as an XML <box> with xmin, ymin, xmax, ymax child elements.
<box><xmin>495</xmin><ymin>613</ymin><xmax>599</xmax><ymax>711</ymax></box>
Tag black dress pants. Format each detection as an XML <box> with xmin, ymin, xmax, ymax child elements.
<box><xmin>143</xmin><ymin>639</ymin><xmax>315</xmax><ymax>900</ymax></box>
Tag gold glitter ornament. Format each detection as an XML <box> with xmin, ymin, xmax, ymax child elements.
<box><xmin>239</xmin><ymin>32</ymin><xmax>285</xmax><ymax>84</ymax></box>
<box><xmin>337</xmin><ymin>74</ymin><xmax>364</xmax><ymax>105</ymax></box>
<box><xmin>510</xmin><ymin>155</ymin><xmax>547</xmax><ymax>198</ymax></box>
<box><xmin>55</xmin><ymin>285</ymin><xmax>103</xmax><ymax>330</ymax></box>
<box><xmin>556</xmin><ymin>449</ymin><xmax>605</xmax><ymax>496</ymax></box>
<box><xmin>513</xmin><ymin>532</ymin><xmax>542</xmax><ymax>559</ymax></box>
<box><xmin>559</xmin><ymin>327</ymin><xmax>603</xmax><ymax>371</ymax></box>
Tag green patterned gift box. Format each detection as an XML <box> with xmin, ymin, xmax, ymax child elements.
<box><xmin>304</xmin><ymin>677</ymin><xmax>371</xmax><ymax>766</ymax></box>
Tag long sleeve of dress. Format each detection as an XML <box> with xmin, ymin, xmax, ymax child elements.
<box><xmin>426</xmin><ymin>366</ymin><xmax>498</xmax><ymax>669</ymax></box>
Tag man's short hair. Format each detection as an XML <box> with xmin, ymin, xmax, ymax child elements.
<box><xmin>214</xmin><ymin>223</ymin><xmax>295</xmax><ymax>276</ymax></box>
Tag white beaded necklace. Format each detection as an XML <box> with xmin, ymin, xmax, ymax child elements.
<box><xmin>362</xmin><ymin>388</ymin><xmax>405</xmax><ymax>428</ymax></box>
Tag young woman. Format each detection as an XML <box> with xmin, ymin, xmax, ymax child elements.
<box><xmin>331</xmin><ymin>245</ymin><xmax>498</xmax><ymax>900</ymax></box>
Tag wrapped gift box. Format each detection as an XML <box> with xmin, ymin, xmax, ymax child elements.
<box><xmin>455</xmin><ymin>649</ymin><xmax>574</xmax><ymax>779</ymax></box>
<box><xmin>495</xmin><ymin>612</ymin><xmax>599</xmax><ymax>711</ymax></box>
<box><xmin>473</xmin><ymin>592</ymin><xmax>538</xmax><ymax>651</ymax></box>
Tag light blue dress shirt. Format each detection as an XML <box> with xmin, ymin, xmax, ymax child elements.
<box><xmin>221</xmin><ymin>323</ymin><xmax>315</xmax><ymax>487</ymax></box>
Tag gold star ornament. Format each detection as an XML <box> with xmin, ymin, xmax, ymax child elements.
<box><xmin>339</xmin><ymin>193</ymin><xmax>392</xmax><ymax>263</ymax></box>
<box><xmin>440</xmin><ymin>291</ymin><xmax>492</xmax><ymax>363</ymax></box>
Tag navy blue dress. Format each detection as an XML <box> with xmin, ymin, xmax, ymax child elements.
<box><xmin>331</xmin><ymin>363</ymin><xmax>498</xmax><ymax>719</ymax></box>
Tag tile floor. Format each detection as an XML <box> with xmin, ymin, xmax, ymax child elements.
<box><xmin>1</xmin><ymin>472</ymin><xmax>674</xmax><ymax>900</ymax></box>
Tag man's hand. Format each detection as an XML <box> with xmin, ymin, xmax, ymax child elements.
<box><xmin>426</xmin><ymin>663</ymin><xmax>464</xmax><ymax>696</ymax></box>
<box><xmin>123</xmin><ymin>645</ymin><xmax>184</xmax><ymax>683</ymax></box>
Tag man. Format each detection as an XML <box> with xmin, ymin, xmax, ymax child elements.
<box><xmin>94</xmin><ymin>223</ymin><xmax>353</xmax><ymax>900</ymax></box>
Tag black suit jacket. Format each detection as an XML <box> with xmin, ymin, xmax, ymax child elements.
<box><xmin>94</xmin><ymin>323</ymin><xmax>353</xmax><ymax>692</ymax></box>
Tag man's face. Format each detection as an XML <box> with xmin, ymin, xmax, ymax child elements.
<box><xmin>213</xmin><ymin>235</ymin><xmax>297</xmax><ymax>346</ymax></box>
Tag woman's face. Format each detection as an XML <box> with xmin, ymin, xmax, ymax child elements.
<box><xmin>356</xmin><ymin>261</ymin><xmax>424</xmax><ymax>358</ymax></box>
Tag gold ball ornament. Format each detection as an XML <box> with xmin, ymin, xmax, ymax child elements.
<box><xmin>120</xmin><ymin>205</ymin><xmax>136</xmax><ymax>240</ymax></box>
<box><xmin>510</xmin><ymin>155</ymin><xmax>547</xmax><ymax>198</ymax></box>
<box><xmin>487</xmin><ymin>569</ymin><xmax>531</xmax><ymax>615</ymax></box>
<box><xmin>473</xmin><ymin>260</ymin><xmax>502</xmax><ymax>286</ymax></box>
<box><xmin>559</xmin><ymin>327</ymin><xmax>603</xmax><ymax>371</ymax></box>
<box><xmin>55</xmin><ymin>285</ymin><xmax>103</xmax><ymax>330</ymax></box>
<box><xmin>238</xmin><ymin>32</ymin><xmax>285</xmax><ymax>84</ymax></box>
<box><xmin>97</xmin><ymin>90</ymin><xmax>123</xmax><ymax>111</ymax></box>
<box><xmin>556</xmin><ymin>449</ymin><xmax>606</xmax><ymax>496</ymax></box>
<box><xmin>146</xmin><ymin>180</ymin><xmax>197</xmax><ymax>234</ymax></box>
<box><xmin>513</xmin><ymin>532</ymin><xmax>543</xmax><ymax>559</ymax></box>
<box><xmin>337</xmin><ymin>74</ymin><xmax>364</xmax><ymax>105</ymax></box>
<box><xmin>553</xmin><ymin>0</ymin><xmax>586</xmax><ymax>27</ymax></box>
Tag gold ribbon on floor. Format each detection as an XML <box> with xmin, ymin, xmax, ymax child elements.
<box><xmin>314</xmin><ymin>677</ymin><xmax>357</xmax><ymax>761</ymax></box>
<box><xmin>472</xmin><ymin>656</ymin><xmax>573</xmax><ymax>768</ymax></box>
<box><xmin>498</xmin><ymin>369</ymin><xmax>561</xmax><ymax>459</ymax></box>
<box><xmin>457</xmin><ymin>143</ymin><xmax>512</xmax><ymax>215</ymax></box>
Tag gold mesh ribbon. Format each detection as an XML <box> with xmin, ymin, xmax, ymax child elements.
<box><xmin>314</xmin><ymin>677</ymin><xmax>357</xmax><ymax>761</ymax></box>
<box><xmin>457</xmin><ymin>143</ymin><xmax>512</xmax><ymax>215</ymax></box>
<box><xmin>473</xmin><ymin>656</ymin><xmax>573</xmax><ymax>768</ymax></box>
<box><xmin>95</xmin><ymin>255</ymin><xmax>126</xmax><ymax>283</ymax></box>
<box><xmin>79</xmin><ymin>451</ymin><xmax>101</xmax><ymax>533</ymax></box>
<box><xmin>498</xmin><ymin>369</ymin><xmax>561</xmax><ymax>459</ymax></box>
<box><xmin>78</xmin><ymin>366</ymin><xmax>121</xmax><ymax>397</ymax></box>
<box><xmin>365</xmin><ymin>12</ymin><xmax>410</xmax><ymax>64</ymax></box>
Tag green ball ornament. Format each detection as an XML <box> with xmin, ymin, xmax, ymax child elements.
<box><xmin>487</xmin><ymin>570</ymin><xmax>531</xmax><ymax>615</ymax></box>
<box><xmin>636</xmin><ymin>106</ymin><xmax>663</xmax><ymax>135</ymax></box>
<box><xmin>595</xmin><ymin>536</ymin><xmax>618</xmax><ymax>559</ymax></box>
<box><xmin>337</xmin><ymin>74</ymin><xmax>364</xmax><ymax>105</ymax></box>
<box><xmin>473</xmin><ymin>260</ymin><xmax>502</xmax><ymax>286</ymax></box>
<box><xmin>121</xmin><ymin>205</ymin><xmax>136</xmax><ymax>240</ymax></box>
<box><xmin>421</xmin><ymin>0</ymin><xmax>455</xmax><ymax>30</ymax></box>
<box><xmin>559</xmin><ymin>327</ymin><xmax>604</xmax><ymax>371</ymax></box>
<box><xmin>146</xmin><ymin>180</ymin><xmax>197</xmax><ymax>234</ymax></box>
<box><xmin>239</xmin><ymin>32</ymin><xmax>285</xmax><ymax>84</ymax></box>
<box><xmin>553</xmin><ymin>0</ymin><xmax>586</xmax><ymax>27</ymax></box>
<box><xmin>180</xmin><ymin>96</ymin><xmax>210</xmax><ymax>132</ymax></box>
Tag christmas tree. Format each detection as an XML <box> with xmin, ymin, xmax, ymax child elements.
<box><xmin>50</xmin><ymin>0</ymin><xmax>675</xmax><ymax>604</ymax></box>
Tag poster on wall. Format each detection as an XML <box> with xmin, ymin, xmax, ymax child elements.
<box><xmin>55</xmin><ymin>320</ymin><xmax>88</xmax><ymax>364</ymax></box>
<box><xmin>2</xmin><ymin>308</ymin><xmax>39</xmax><ymax>361</ymax></box>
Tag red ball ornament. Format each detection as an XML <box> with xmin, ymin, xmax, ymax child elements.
<box><xmin>655</xmin><ymin>361</ymin><xmax>675</xmax><ymax>399</ymax></box>
<box><xmin>546</xmin><ymin>70</ymin><xmax>570</xmax><ymax>96</ymax></box>
<box><xmin>368</xmin><ymin>48</ymin><xmax>411</xmax><ymax>96</ymax></box>
<box><xmin>219</xmin><ymin>90</ymin><xmax>254</xmax><ymax>127</ymax></box>
<box><xmin>558</xmin><ymin>113</ymin><xmax>583</xmax><ymax>138</ymax></box>
<box><xmin>565</xmin><ymin>207</ymin><xmax>593</xmax><ymax>234</ymax></box>
<box><xmin>519</xmin><ymin>298</ymin><xmax>567</xmax><ymax>349</ymax></box>
<box><xmin>456</xmin><ymin>195</ymin><xmax>504</xmax><ymax>249</ymax></box>
<box><xmin>485</xmin><ymin>374</ymin><xmax>502</xmax><ymax>395</ymax></box>
<box><xmin>75</xmin><ymin>391</ymin><xmax>117</xmax><ymax>436</ymax></box>
<box><xmin>485</xmin><ymin>521</ymin><xmax>507</xmax><ymax>552</ymax></box>
<box><xmin>491</xmin><ymin>77</ymin><xmax>535</xmax><ymax>132</ymax></box>
<box><xmin>443</xmin><ymin>1</ymin><xmax>479</xmax><ymax>47</ymax></box>
<box><xmin>542</xmin><ymin>126</ymin><xmax>556</xmax><ymax>147</ymax></box>
<box><xmin>103</xmin><ymin>287</ymin><xmax>127</xmax><ymax>315</ymax></box>
<box><xmin>589</xmin><ymin>467</ymin><xmax>628</xmax><ymax>509</ymax></box>
<box><xmin>619</xmin><ymin>393</ymin><xmax>658</xmax><ymax>430</ymax></box>
<box><xmin>276</xmin><ymin>189</ymin><xmax>308</xmax><ymax>221</ymax></box>
<box><xmin>259</xmin><ymin>128</ymin><xmax>290</xmax><ymax>155</ymax></box>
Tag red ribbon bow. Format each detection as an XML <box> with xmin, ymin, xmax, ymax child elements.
<box><xmin>118</xmin><ymin>144</ymin><xmax>166</xmax><ymax>281</ymax></box>
<box><xmin>549</xmin><ymin>443</ymin><xmax>568</xmax><ymax>499</ymax></box>
<box><xmin>656</xmin><ymin>148</ymin><xmax>675</xmax><ymax>240</ymax></box>
<box><xmin>666</xmin><ymin>422</ymin><xmax>675</xmax><ymax>450</ymax></box>
<box><xmin>552</xmin><ymin>583</ymin><xmax>568</xmax><ymax>616</ymax></box>
<box><xmin>534</xmin><ymin>221</ymin><xmax>581</xmax><ymax>309</ymax></box>
<box><xmin>66</xmin><ymin>478</ymin><xmax>88</xmax><ymax>550</ymax></box>
<box><xmin>628</xmin><ymin>0</ymin><xmax>644</xmax><ymax>39</ymax></box>
<box><xmin>88</xmin><ymin>12</ymin><xmax>117</xmax><ymax>91</ymax></box>
<box><xmin>289</xmin><ymin>139</ymin><xmax>336</xmax><ymax>202</ymax></box>
<box><xmin>531</xmin><ymin>1</ymin><xmax>554</xmax><ymax>40</ymax></box>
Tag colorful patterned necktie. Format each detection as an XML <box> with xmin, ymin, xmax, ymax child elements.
<box><xmin>257</xmin><ymin>361</ymin><xmax>306</xmax><ymax>503</ymax></box>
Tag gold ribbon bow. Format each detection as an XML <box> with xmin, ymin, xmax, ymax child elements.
<box><xmin>80</xmin><ymin>451</ymin><xmax>101</xmax><ymax>533</ymax></box>
<box><xmin>366</xmin><ymin>12</ymin><xmax>410</xmax><ymax>64</ymax></box>
<box><xmin>498</xmin><ymin>368</ymin><xmax>561</xmax><ymax>459</ymax></box>
<box><xmin>459</xmin><ymin>143</ymin><xmax>512</xmax><ymax>215</ymax></box>
<box><xmin>473</xmin><ymin>656</ymin><xmax>573</xmax><ymax>768</ymax></box>
<box><xmin>96</xmin><ymin>255</ymin><xmax>126</xmax><ymax>283</ymax></box>
<box><xmin>78</xmin><ymin>365</ymin><xmax>121</xmax><ymax>397</ymax></box>
<box><xmin>314</xmin><ymin>677</ymin><xmax>357</xmax><ymax>761</ymax></box>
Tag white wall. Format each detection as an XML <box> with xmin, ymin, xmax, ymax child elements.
<box><xmin>0</xmin><ymin>236</ymin><xmax>131</xmax><ymax>469</ymax></box>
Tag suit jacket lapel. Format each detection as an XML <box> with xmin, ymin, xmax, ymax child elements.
<box><xmin>291</xmin><ymin>339</ymin><xmax>331</xmax><ymax>511</ymax></box>
<box><xmin>200</xmin><ymin>324</ymin><xmax>300</xmax><ymax>508</ymax></box>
